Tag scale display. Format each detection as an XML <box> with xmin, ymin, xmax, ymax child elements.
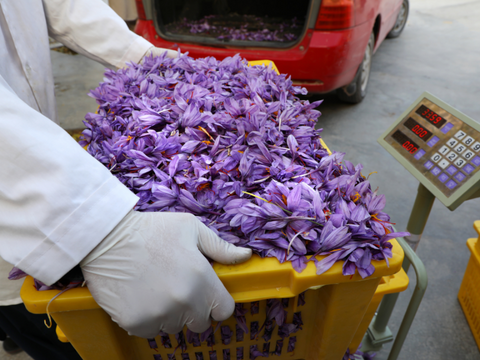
<box><xmin>378</xmin><ymin>92</ymin><xmax>480</xmax><ymax>210</ymax></box>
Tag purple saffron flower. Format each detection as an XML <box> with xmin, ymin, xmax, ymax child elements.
<box><xmin>236</xmin><ymin>347</ymin><xmax>244</xmax><ymax>360</ymax></box>
<box><xmin>249</xmin><ymin>345</ymin><xmax>267</xmax><ymax>360</ymax></box>
<box><xmin>221</xmin><ymin>326</ymin><xmax>233</xmax><ymax>345</ymax></box>
<box><xmin>287</xmin><ymin>337</ymin><xmax>297</xmax><ymax>352</ymax></box>
<box><xmin>160</xmin><ymin>332</ymin><xmax>172</xmax><ymax>348</ymax></box>
<box><xmin>8</xmin><ymin>267</ymin><xmax>27</xmax><ymax>280</ymax></box>
<box><xmin>148</xmin><ymin>338</ymin><xmax>158</xmax><ymax>349</ymax></box>
<box><xmin>200</xmin><ymin>326</ymin><xmax>215</xmax><ymax>347</ymax></box>
<box><xmin>250</xmin><ymin>301</ymin><xmax>259</xmax><ymax>315</ymax></box>
<box><xmin>175</xmin><ymin>331</ymin><xmax>187</xmax><ymax>352</ymax></box>
<box><xmin>250</xmin><ymin>321</ymin><xmax>259</xmax><ymax>340</ymax></box>
<box><xmin>266</xmin><ymin>299</ymin><xmax>286</xmax><ymax>326</ymax></box>
<box><xmin>262</xmin><ymin>320</ymin><xmax>275</xmax><ymax>342</ymax></box>
<box><xmin>274</xmin><ymin>340</ymin><xmax>283</xmax><ymax>356</ymax></box>
<box><xmin>223</xmin><ymin>349</ymin><xmax>230</xmax><ymax>360</ymax></box>
<box><xmin>71</xmin><ymin>50</ymin><xmax>410</xmax><ymax>299</ymax></box>
<box><xmin>293</xmin><ymin>312</ymin><xmax>303</xmax><ymax>327</ymax></box>
<box><xmin>235</xmin><ymin>324</ymin><xmax>245</xmax><ymax>342</ymax></box>
<box><xmin>297</xmin><ymin>292</ymin><xmax>306</xmax><ymax>307</ymax></box>
<box><xmin>234</xmin><ymin>304</ymin><xmax>249</xmax><ymax>334</ymax></box>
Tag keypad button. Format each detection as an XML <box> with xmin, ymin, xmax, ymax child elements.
<box><xmin>441</xmin><ymin>123</ymin><xmax>454</xmax><ymax>134</ymax></box>
<box><xmin>454</xmin><ymin>130</ymin><xmax>467</xmax><ymax>140</ymax></box>
<box><xmin>424</xmin><ymin>160</ymin><xmax>434</xmax><ymax>170</ymax></box>
<box><xmin>471</xmin><ymin>156</ymin><xmax>480</xmax><ymax>167</ymax></box>
<box><xmin>446</xmin><ymin>138</ymin><xmax>458</xmax><ymax>148</ymax></box>
<box><xmin>427</xmin><ymin>136</ymin><xmax>439</xmax><ymax>147</ymax></box>
<box><xmin>454</xmin><ymin>172</ymin><xmax>466</xmax><ymax>182</ymax></box>
<box><xmin>454</xmin><ymin>158</ymin><xmax>467</xmax><ymax>168</ymax></box>
<box><xmin>446</xmin><ymin>151</ymin><xmax>458</xmax><ymax>161</ymax></box>
<box><xmin>438</xmin><ymin>145</ymin><xmax>450</xmax><ymax>155</ymax></box>
<box><xmin>463</xmin><ymin>150</ymin><xmax>475</xmax><ymax>160</ymax></box>
<box><xmin>431</xmin><ymin>166</ymin><xmax>442</xmax><ymax>176</ymax></box>
<box><xmin>438</xmin><ymin>173</ymin><xmax>449</xmax><ymax>183</ymax></box>
<box><xmin>414</xmin><ymin>149</ymin><xmax>426</xmax><ymax>160</ymax></box>
<box><xmin>438</xmin><ymin>159</ymin><xmax>450</xmax><ymax>169</ymax></box>
<box><xmin>431</xmin><ymin>153</ymin><xmax>442</xmax><ymax>163</ymax></box>
<box><xmin>454</xmin><ymin>143</ymin><xmax>467</xmax><ymax>154</ymax></box>
<box><xmin>471</xmin><ymin>141</ymin><xmax>480</xmax><ymax>152</ymax></box>
<box><xmin>463</xmin><ymin>136</ymin><xmax>475</xmax><ymax>146</ymax></box>
<box><xmin>446</xmin><ymin>179</ymin><xmax>458</xmax><ymax>189</ymax></box>
<box><xmin>446</xmin><ymin>165</ymin><xmax>458</xmax><ymax>175</ymax></box>
<box><xmin>463</xmin><ymin>164</ymin><xmax>475</xmax><ymax>174</ymax></box>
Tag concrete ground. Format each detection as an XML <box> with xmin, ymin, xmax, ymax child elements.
<box><xmin>2</xmin><ymin>0</ymin><xmax>479</xmax><ymax>359</ymax></box>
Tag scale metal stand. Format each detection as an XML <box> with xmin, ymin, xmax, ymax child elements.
<box><xmin>360</xmin><ymin>92</ymin><xmax>480</xmax><ymax>359</ymax></box>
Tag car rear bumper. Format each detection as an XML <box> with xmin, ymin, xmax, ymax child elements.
<box><xmin>135</xmin><ymin>19</ymin><xmax>373</xmax><ymax>93</ymax></box>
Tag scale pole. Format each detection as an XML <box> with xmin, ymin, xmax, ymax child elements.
<box><xmin>404</xmin><ymin>182</ymin><xmax>436</xmax><ymax>253</ymax></box>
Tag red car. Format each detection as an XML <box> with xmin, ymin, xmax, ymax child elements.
<box><xmin>134</xmin><ymin>0</ymin><xmax>408</xmax><ymax>103</ymax></box>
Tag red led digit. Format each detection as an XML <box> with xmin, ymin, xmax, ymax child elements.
<box><xmin>402</xmin><ymin>141</ymin><xmax>417</xmax><ymax>153</ymax></box>
<box><xmin>412</xmin><ymin>124</ymin><xmax>428</xmax><ymax>138</ymax></box>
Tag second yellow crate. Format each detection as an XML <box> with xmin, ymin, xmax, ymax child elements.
<box><xmin>458</xmin><ymin>221</ymin><xmax>480</xmax><ymax>351</ymax></box>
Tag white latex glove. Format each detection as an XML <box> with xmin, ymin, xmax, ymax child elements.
<box><xmin>80</xmin><ymin>211</ymin><xmax>252</xmax><ymax>338</ymax></box>
<box><xmin>141</xmin><ymin>46</ymin><xmax>178</xmax><ymax>61</ymax></box>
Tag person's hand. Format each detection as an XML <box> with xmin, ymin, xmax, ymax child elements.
<box><xmin>141</xmin><ymin>46</ymin><xmax>178</xmax><ymax>61</ymax></box>
<box><xmin>80</xmin><ymin>211</ymin><xmax>252</xmax><ymax>338</ymax></box>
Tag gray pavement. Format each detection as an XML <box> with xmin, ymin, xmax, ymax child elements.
<box><xmin>2</xmin><ymin>0</ymin><xmax>480</xmax><ymax>359</ymax></box>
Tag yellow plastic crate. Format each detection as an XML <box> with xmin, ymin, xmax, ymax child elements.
<box><xmin>37</xmin><ymin>59</ymin><xmax>406</xmax><ymax>359</ymax></box>
<box><xmin>458</xmin><ymin>220</ymin><xmax>480</xmax><ymax>351</ymax></box>
<box><xmin>21</xmin><ymin>240</ymin><xmax>405</xmax><ymax>360</ymax></box>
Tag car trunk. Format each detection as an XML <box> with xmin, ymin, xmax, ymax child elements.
<box><xmin>153</xmin><ymin>0</ymin><xmax>312</xmax><ymax>48</ymax></box>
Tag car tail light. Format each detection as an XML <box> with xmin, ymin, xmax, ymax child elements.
<box><xmin>315</xmin><ymin>0</ymin><xmax>354</xmax><ymax>30</ymax></box>
<box><xmin>135</xmin><ymin>0</ymin><xmax>147</xmax><ymax>21</ymax></box>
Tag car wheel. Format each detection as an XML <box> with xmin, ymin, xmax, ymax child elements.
<box><xmin>387</xmin><ymin>0</ymin><xmax>409</xmax><ymax>38</ymax></box>
<box><xmin>337</xmin><ymin>32</ymin><xmax>375</xmax><ymax>104</ymax></box>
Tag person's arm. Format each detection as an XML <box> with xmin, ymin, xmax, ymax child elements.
<box><xmin>0</xmin><ymin>76</ymin><xmax>138</xmax><ymax>285</ymax></box>
<box><xmin>42</xmin><ymin>0</ymin><xmax>166</xmax><ymax>68</ymax></box>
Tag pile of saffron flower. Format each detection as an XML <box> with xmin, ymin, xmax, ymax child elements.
<box><xmin>78</xmin><ymin>52</ymin><xmax>406</xmax><ymax>279</ymax></box>
<box><xmin>164</xmin><ymin>14</ymin><xmax>300</xmax><ymax>42</ymax></box>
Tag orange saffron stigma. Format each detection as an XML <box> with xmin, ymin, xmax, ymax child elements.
<box><xmin>197</xmin><ymin>183</ymin><xmax>211</xmax><ymax>191</ymax></box>
<box><xmin>198</xmin><ymin>126</ymin><xmax>214</xmax><ymax>141</ymax></box>
<box><xmin>281</xmin><ymin>194</ymin><xmax>288</xmax><ymax>205</ymax></box>
<box><xmin>351</xmin><ymin>192</ymin><xmax>361</xmax><ymax>202</ymax></box>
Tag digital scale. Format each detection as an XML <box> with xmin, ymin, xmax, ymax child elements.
<box><xmin>379</xmin><ymin>91</ymin><xmax>480</xmax><ymax>211</ymax></box>
<box><xmin>361</xmin><ymin>92</ymin><xmax>480</xmax><ymax>358</ymax></box>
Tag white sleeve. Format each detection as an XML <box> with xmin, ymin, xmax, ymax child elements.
<box><xmin>42</xmin><ymin>0</ymin><xmax>153</xmax><ymax>68</ymax></box>
<box><xmin>0</xmin><ymin>77</ymin><xmax>139</xmax><ymax>285</ymax></box>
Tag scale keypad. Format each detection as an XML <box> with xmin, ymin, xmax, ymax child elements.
<box><xmin>386</xmin><ymin>98</ymin><xmax>480</xmax><ymax>197</ymax></box>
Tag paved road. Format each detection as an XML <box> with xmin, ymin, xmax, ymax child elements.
<box><xmin>2</xmin><ymin>1</ymin><xmax>479</xmax><ymax>359</ymax></box>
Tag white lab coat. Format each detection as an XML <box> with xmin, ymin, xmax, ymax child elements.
<box><xmin>0</xmin><ymin>0</ymin><xmax>151</xmax><ymax>300</ymax></box>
